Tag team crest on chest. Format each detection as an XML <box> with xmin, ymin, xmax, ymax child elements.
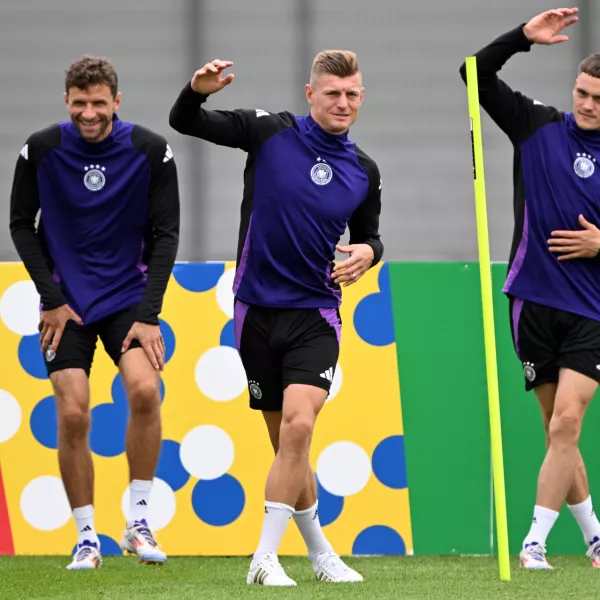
<box><xmin>310</xmin><ymin>158</ymin><xmax>333</xmax><ymax>186</ymax></box>
<box><xmin>574</xmin><ymin>153</ymin><xmax>596</xmax><ymax>179</ymax></box>
<box><xmin>83</xmin><ymin>164</ymin><xmax>106</xmax><ymax>191</ymax></box>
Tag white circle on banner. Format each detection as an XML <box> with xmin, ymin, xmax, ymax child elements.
<box><xmin>0</xmin><ymin>280</ymin><xmax>40</xmax><ymax>335</ymax></box>
<box><xmin>121</xmin><ymin>477</ymin><xmax>176</xmax><ymax>531</ymax></box>
<box><xmin>180</xmin><ymin>425</ymin><xmax>235</xmax><ymax>480</ymax></box>
<box><xmin>21</xmin><ymin>476</ymin><xmax>71</xmax><ymax>531</ymax></box>
<box><xmin>0</xmin><ymin>390</ymin><xmax>21</xmax><ymax>443</ymax></box>
<box><xmin>195</xmin><ymin>346</ymin><xmax>247</xmax><ymax>401</ymax></box>
<box><xmin>316</xmin><ymin>441</ymin><xmax>372</xmax><ymax>496</ymax></box>
<box><xmin>216</xmin><ymin>268</ymin><xmax>236</xmax><ymax>318</ymax></box>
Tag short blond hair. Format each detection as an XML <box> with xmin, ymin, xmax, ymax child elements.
<box><xmin>310</xmin><ymin>50</ymin><xmax>360</xmax><ymax>84</ymax></box>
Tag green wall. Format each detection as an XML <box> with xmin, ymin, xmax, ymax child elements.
<box><xmin>390</xmin><ymin>262</ymin><xmax>600</xmax><ymax>556</ymax></box>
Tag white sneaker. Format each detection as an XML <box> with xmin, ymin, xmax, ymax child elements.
<box><xmin>66</xmin><ymin>540</ymin><xmax>102</xmax><ymax>570</ymax></box>
<box><xmin>587</xmin><ymin>537</ymin><xmax>600</xmax><ymax>568</ymax></box>
<box><xmin>121</xmin><ymin>519</ymin><xmax>166</xmax><ymax>565</ymax></box>
<box><xmin>520</xmin><ymin>542</ymin><xmax>552</xmax><ymax>570</ymax></box>
<box><xmin>247</xmin><ymin>553</ymin><xmax>297</xmax><ymax>586</ymax></box>
<box><xmin>313</xmin><ymin>551</ymin><xmax>364</xmax><ymax>582</ymax></box>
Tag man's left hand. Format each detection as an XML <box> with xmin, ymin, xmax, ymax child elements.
<box><xmin>332</xmin><ymin>244</ymin><xmax>374</xmax><ymax>287</ymax></box>
<box><xmin>122</xmin><ymin>322</ymin><xmax>165</xmax><ymax>370</ymax></box>
<box><xmin>548</xmin><ymin>214</ymin><xmax>600</xmax><ymax>260</ymax></box>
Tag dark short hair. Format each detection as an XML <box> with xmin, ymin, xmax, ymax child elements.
<box><xmin>579</xmin><ymin>53</ymin><xmax>600</xmax><ymax>78</ymax></box>
<box><xmin>65</xmin><ymin>56</ymin><xmax>118</xmax><ymax>98</ymax></box>
<box><xmin>311</xmin><ymin>50</ymin><xmax>360</xmax><ymax>82</ymax></box>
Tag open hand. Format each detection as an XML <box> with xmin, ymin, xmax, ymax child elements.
<box><xmin>191</xmin><ymin>60</ymin><xmax>235</xmax><ymax>95</ymax></box>
<box><xmin>523</xmin><ymin>7</ymin><xmax>578</xmax><ymax>45</ymax></box>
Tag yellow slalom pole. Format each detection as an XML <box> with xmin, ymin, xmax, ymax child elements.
<box><xmin>465</xmin><ymin>56</ymin><xmax>511</xmax><ymax>582</ymax></box>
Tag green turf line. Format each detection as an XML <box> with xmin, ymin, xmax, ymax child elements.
<box><xmin>1</xmin><ymin>556</ymin><xmax>598</xmax><ymax>599</ymax></box>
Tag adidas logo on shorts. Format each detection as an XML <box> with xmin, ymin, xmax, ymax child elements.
<box><xmin>320</xmin><ymin>367</ymin><xmax>334</xmax><ymax>382</ymax></box>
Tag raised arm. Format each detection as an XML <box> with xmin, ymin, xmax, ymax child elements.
<box><xmin>459</xmin><ymin>8</ymin><xmax>577</xmax><ymax>143</ymax></box>
<box><xmin>169</xmin><ymin>59</ymin><xmax>293</xmax><ymax>152</ymax></box>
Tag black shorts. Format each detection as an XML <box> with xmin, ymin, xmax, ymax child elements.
<box><xmin>234</xmin><ymin>301</ymin><xmax>341</xmax><ymax>411</ymax></box>
<box><xmin>44</xmin><ymin>303</ymin><xmax>142</xmax><ymax>377</ymax></box>
<box><xmin>510</xmin><ymin>298</ymin><xmax>600</xmax><ymax>391</ymax></box>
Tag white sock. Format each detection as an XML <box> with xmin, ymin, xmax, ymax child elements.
<box><xmin>254</xmin><ymin>501</ymin><xmax>293</xmax><ymax>558</ymax></box>
<box><xmin>523</xmin><ymin>505</ymin><xmax>559</xmax><ymax>548</ymax></box>
<box><xmin>568</xmin><ymin>496</ymin><xmax>600</xmax><ymax>546</ymax></box>
<box><xmin>128</xmin><ymin>479</ymin><xmax>152</xmax><ymax>527</ymax></box>
<box><xmin>73</xmin><ymin>505</ymin><xmax>99</xmax><ymax>547</ymax></box>
<box><xmin>293</xmin><ymin>501</ymin><xmax>334</xmax><ymax>559</ymax></box>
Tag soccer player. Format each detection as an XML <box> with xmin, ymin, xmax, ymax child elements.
<box><xmin>9</xmin><ymin>56</ymin><xmax>180</xmax><ymax>569</ymax></box>
<box><xmin>461</xmin><ymin>7</ymin><xmax>600</xmax><ymax>569</ymax></box>
<box><xmin>169</xmin><ymin>52</ymin><xmax>382</xmax><ymax>586</ymax></box>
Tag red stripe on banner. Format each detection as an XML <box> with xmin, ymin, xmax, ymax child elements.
<box><xmin>0</xmin><ymin>462</ymin><xmax>15</xmax><ymax>555</ymax></box>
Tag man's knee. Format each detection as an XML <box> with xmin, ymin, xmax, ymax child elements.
<box><xmin>276</xmin><ymin>384</ymin><xmax>324</xmax><ymax>453</ymax></box>
<box><xmin>280</xmin><ymin>413</ymin><xmax>314</xmax><ymax>450</ymax></box>
<box><xmin>548</xmin><ymin>412</ymin><xmax>582</xmax><ymax>446</ymax></box>
<box><xmin>127</xmin><ymin>378</ymin><xmax>160</xmax><ymax>416</ymax></box>
<box><xmin>59</xmin><ymin>404</ymin><xmax>90</xmax><ymax>440</ymax></box>
<box><xmin>53</xmin><ymin>371</ymin><xmax>90</xmax><ymax>441</ymax></box>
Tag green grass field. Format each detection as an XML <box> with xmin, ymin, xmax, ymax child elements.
<box><xmin>0</xmin><ymin>555</ymin><xmax>599</xmax><ymax>600</ymax></box>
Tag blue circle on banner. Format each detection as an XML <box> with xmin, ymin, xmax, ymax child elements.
<box><xmin>89</xmin><ymin>402</ymin><xmax>128</xmax><ymax>457</ymax></box>
<box><xmin>18</xmin><ymin>334</ymin><xmax>48</xmax><ymax>379</ymax></box>
<box><xmin>353</xmin><ymin>264</ymin><xmax>395</xmax><ymax>346</ymax></box>
<box><xmin>372</xmin><ymin>435</ymin><xmax>408</xmax><ymax>489</ymax></box>
<box><xmin>220</xmin><ymin>319</ymin><xmax>236</xmax><ymax>349</ymax></box>
<box><xmin>352</xmin><ymin>525</ymin><xmax>406</xmax><ymax>555</ymax></box>
<box><xmin>155</xmin><ymin>440</ymin><xmax>190</xmax><ymax>492</ymax></box>
<box><xmin>192</xmin><ymin>475</ymin><xmax>245</xmax><ymax>526</ymax></box>
<box><xmin>173</xmin><ymin>263</ymin><xmax>225</xmax><ymax>292</ymax></box>
<box><xmin>30</xmin><ymin>395</ymin><xmax>57</xmax><ymax>449</ymax></box>
<box><xmin>159</xmin><ymin>318</ymin><xmax>176</xmax><ymax>363</ymax></box>
<box><xmin>316</xmin><ymin>477</ymin><xmax>344</xmax><ymax>526</ymax></box>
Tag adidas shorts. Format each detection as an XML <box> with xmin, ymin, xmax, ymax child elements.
<box><xmin>233</xmin><ymin>301</ymin><xmax>341</xmax><ymax>411</ymax></box>
<box><xmin>44</xmin><ymin>302</ymin><xmax>143</xmax><ymax>377</ymax></box>
<box><xmin>509</xmin><ymin>298</ymin><xmax>600</xmax><ymax>391</ymax></box>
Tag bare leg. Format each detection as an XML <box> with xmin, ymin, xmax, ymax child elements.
<box><xmin>52</xmin><ymin>369</ymin><xmax>93</xmax><ymax>509</ymax></box>
<box><xmin>521</xmin><ymin>370</ymin><xmax>598</xmax><ymax>564</ymax></box>
<box><xmin>536</xmin><ymin>371</ymin><xmax>596</xmax><ymax>510</ymax></box>
<box><xmin>262</xmin><ymin>410</ymin><xmax>318</xmax><ymax>510</ymax></box>
<box><xmin>120</xmin><ymin>348</ymin><xmax>162</xmax><ymax>483</ymax></box>
<box><xmin>264</xmin><ymin>384</ymin><xmax>326</xmax><ymax>507</ymax></box>
<box><xmin>52</xmin><ymin>368</ymin><xmax>102</xmax><ymax>563</ymax></box>
<box><xmin>118</xmin><ymin>348</ymin><xmax>166</xmax><ymax>563</ymax></box>
<box><xmin>252</xmin><ymin>384</ymin><xmax>326</xmax><ymax>563</ymax></box>
<box><xmin>534</xmin><ymin>382</ymin><xmax>590</xmax><ymax>506</ymax></box>
<box><xmin>251</xmin><ymin>386</ymin><xmax>361</xmax><ymax>583</ymax></box>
